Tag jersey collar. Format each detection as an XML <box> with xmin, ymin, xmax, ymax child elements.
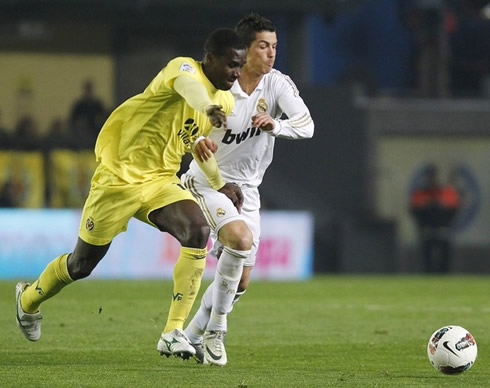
<box><xmin>233</xmin><ymin>74</ymin><xmax>266</xmax><ymax>98</ymax></box>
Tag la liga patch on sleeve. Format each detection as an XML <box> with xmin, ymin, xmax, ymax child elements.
<box><xmin>179</xmin><ymin>62</ymin><xmax>196</xmax><ymax>74</ymax></box>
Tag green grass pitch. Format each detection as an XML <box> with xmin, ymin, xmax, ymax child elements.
<box><xmin>1</xmin><ymin>275</ymin><xmax>488</xmax><ymax>387</ymax></box>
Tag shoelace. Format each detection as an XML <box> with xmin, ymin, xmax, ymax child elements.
<box><xmin>209</xmin><ymin>331</ymin><xmax>225</xmax><ymax>350</ymax></box>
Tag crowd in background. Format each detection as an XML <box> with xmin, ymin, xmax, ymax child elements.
<box><xmin>1</xmin><ymin>1</ymin><xmax>489</xmax><ymax>150</ymax></box>
<box><xmin>0</xmin><ymin>0</ymin><xmax>489</xmax><ymax>211</ymax></box>
<box><xmin>400</xmin><ymin>0</ymin><xmax>490</xmax><ymax>98</ymax></box>
<box><xmin>0</xmin><ymin>80</ymin><xmax>108</xmax><ymax>151</ymax></box>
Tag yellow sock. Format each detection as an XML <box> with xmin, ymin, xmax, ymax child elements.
<box><xmin>163</xmin><ymin>246</ymin><xmax>207</xmax><ymax>333</ymax></box>
<box><xmin>21</xmin><ymin>254</ymin><xmax>74</xmax><ymax>313</ymax></box>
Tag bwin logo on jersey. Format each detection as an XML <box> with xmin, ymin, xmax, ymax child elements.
<box><xmin>178</xmin><ymin>118</ymin><xmax>199</xmax><ymax>146</ymax></box>
<box><xmin>222</xmin><ymin>127</ymin><xmax>261</xmax><ymax>145</ymax></box>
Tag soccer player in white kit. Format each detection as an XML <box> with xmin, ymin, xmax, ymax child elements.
<box><xmin>183</xmin><ymin>13</ymin><xmax>314</xmax><ymax>365</ymax></box>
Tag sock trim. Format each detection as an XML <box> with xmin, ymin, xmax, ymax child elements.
<box><xmin>54</xmin><ymin>254</ymin><xmax>74</xmax><ymax>284</ymax></box>
<box><xmin>222</xmin><ymin>246</ymin><xmax>251</xmax><ymax>259</ymax></box>
<box><xmin>181</xmin><ymin>246</ymin><xmax>207</xmax><ymax>260</ymax></box>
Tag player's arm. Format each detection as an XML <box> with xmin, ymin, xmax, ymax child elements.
<box><xmin>190</xmin><ymin>136</ymin><xmax>224</xmax><ymax>190</ymax></box>
<box><xmin>253</xmin><ymin>77</ymin><xmax>314</xmax><ymax>140</ymax></box>
<box><xmin>191</xmin><ymin>137</ymin><xmax>244</xmax><ymax>212</ymax></box>
<box><xmin>173</xmin><ymin>76</ymin><xmax>227</xmax><ymax>128</ymax></box>
<box><xmin>173</xmin><ymin>74</ymin><xmax>242</xmax><ymax>208</ymax></box>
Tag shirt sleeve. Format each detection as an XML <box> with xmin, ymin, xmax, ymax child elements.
<box><xmin>270</xmin><ymin>74</ymin><xmax>314</xmax><ymax>140</ymax></box>
<box><xmin>173</xmin><ymin>75</ymin><xmax>212</xmax><ymax>113</ymax></box>
<box><xmin>191</xmin><ymin>149</ymin><xmax>225</xmax><ymax>190</ymax></box>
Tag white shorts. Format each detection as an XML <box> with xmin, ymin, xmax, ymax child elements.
<box><xmin>182</xmin><ymin>173</ymin><xmax>260</xmax><ymax>266</ymax></box>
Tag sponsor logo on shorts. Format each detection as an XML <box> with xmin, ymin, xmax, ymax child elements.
<box><xmin>256</xmin><ymin>98</ymin><xmax>268</xmax><ymax>113</ymax></box>
<box><xmin>216</xmin><ymin>208</ymin><xmax>226</xmax><ymax>217</ymax></box>
<box><xmin>86</xmin><ymin>217</ymin><xmax>95</xmax><ymax>231</ymax></box>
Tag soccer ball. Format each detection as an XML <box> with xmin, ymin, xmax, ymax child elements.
<box><xmin>427</xmin><ymin>325</ymin><xmax>477</xmax><ymax>374</ymax></box>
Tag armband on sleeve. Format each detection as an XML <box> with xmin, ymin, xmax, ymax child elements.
<box><xmin>193</xmin><ymin>152</ymin><xmax>225</xmax><ymax>190</ymax></box>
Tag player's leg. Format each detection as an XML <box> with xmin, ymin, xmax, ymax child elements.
<box><xmin>149</xmin><ymin>199</ymin><xmax>209</xmax><ymax>359</ymax></box>
<box><xmin>217</xmin><ymin>204</ymin><xmax>260</xmax><ymax>316</ymax></box>
<box><xmin>202</xmin><ymin>204</ymin><xmax>261</xmax><ymax>364</ymax></box>
<box><xmin>201</xmin><ymin>220</ymin><xmax>252</xmax><ymax>366</ymax></box>
<box><xmin>16</xmin><ymin>164</ymin><xmax>135</xmax><ymax>341</ymax></box>
<box><xmin>185</xmin><ymin>254</ymin><xmax>254</xmax><ymax>344</ymax></box>
<box><xmin>181</xmin><ymin>176</ymin><xmax>253</xmax><ymax>364</ymax></box>
<box><xmin>231</xmin><ymin>265</ymin><xmax>253</xmax><ymax>308</ymax></box>
<box><xmin>208</xmin><ymin>220</ymin><xmax>252</xmax><ymax>331</ymax></box>
<box><xmin>17</xmin><ymin>239</ymin><xmax>111</xmax><ymax>341</ymax></box>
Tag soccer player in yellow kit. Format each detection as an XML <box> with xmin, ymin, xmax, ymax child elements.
<box><xmin>15</xmin><ymin>28</ymin><xmax>247</xmax><ymax>360</ymax></box>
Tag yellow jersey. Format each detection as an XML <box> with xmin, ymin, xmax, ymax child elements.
<box><xmin>94</xmin><ymin>57</ymin><xmax>234</xmax><ymax>183</ymax></box>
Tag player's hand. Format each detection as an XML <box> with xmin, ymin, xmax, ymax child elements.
<box><xmin>194</xmin><ymin>137</ymin><xmax>218</xmax><ymax>162</ymax></box>
<box><xmin>218</xmin><ymin>183</ymin><xmax>244</xmax><ymax>213</ymax></box>
<box><xmin>206</xmin><ymin>105</ymin><xmax>227</xmax><ymax>129</ymax></box>
<box><xmin>252</xmin><ymin>113</ymin><xmax>275</xmax><ymax>132</ymax></box>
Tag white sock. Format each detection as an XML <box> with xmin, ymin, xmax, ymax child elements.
<box><xmin>184</xmin><ymin>281</ymin><xmax>214</xmax><ymax>344</ymax></box>
<box><xmin>207</xmin><ymin>246</ymin><xmax>249</xmax><ymax>332</ymax></box>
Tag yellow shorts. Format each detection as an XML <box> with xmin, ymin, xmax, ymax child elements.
<box><xmin>79</xmin><ymin>164</ymin><xmax>197</xmax><ymax>246</ymax></box>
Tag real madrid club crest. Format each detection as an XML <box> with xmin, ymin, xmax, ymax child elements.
<box><xmin>216</xmin><ymin>208</ymin><xmax>226</xmax><ymax>217</ymax></box>
<box><xmin>256</xmin><ymin>98</ymin><xmax>268</xmax><ymax>113</ymax></box>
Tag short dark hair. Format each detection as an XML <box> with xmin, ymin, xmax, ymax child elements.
<box><xmin>204</xmin><ymin>28</ymin><xmax>246</xmax><ymax>57</ymax></box>
<box><xmin>235</xmin><ymin>13</ymin><xmax>276</xmax><ymax>48</ymax></box>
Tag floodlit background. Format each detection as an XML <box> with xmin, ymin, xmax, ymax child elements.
<box><xmin>0</xmin><ymin>0</ymin><xmax>489</xmax><ymax>277</ymax></box>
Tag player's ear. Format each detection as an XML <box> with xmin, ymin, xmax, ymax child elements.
<box><xmin>203</xmin><ymin>52</ymin><xmax>215</xmax><ymax>66</ymax></box>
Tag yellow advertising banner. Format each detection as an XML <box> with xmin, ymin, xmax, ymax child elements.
<box><xmin>0</xmin><ymin>151</ymin><xmax>44</xmax><ymax>207</ymax></box>
<box><xmin>48</xmin><ymin>149</ymin><xmax>97</xmax><ymax>208</ymax></box>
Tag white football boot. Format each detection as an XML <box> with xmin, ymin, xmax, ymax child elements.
<box><xmin>16</xmin><ymin>282</ymin><xmax>42</xmax><ymax>341</ymax></box>
<box><xmin>157</xmin><ymin>328</ymin><xmax>196</xmax><ymax>360</ymax></box>
<box><xmin>203</xmin><ymin>330</ymin><xmax>227</xmax><ymax>366</ymax></box>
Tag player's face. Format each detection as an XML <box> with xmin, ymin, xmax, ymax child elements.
<box><xmin>246</xmin><ymin>31</ymin><xmax>277</xmax><ymax>75</ymax></box>
<box><xmin>207</xmin><ymin>48</ymin><xmax>247</xmax><ymax>90</ymax></box>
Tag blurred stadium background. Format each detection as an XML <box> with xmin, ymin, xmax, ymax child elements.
<box><xmin>1</xmin><ymin>0</ymin><xmax>489</xmax><ymax>278</ymax></box>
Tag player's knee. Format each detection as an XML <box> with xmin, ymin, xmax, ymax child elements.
<box><xmin>67</xmin><ymin>253</ymin><xmax>97</xmax><ymax>280</ymax></box>
<box><xmin>180</xmin><ymin>221</ymin><xmax>210</xmax><ymax>248</ymax></box>
<box><xmin>233</xmin><ymin>232</ymin><xmax>253</xmax><ymax>251</ymax></box>
<box><xmin>221</xmin><ymin>222</ymin><xmax>253</xmax><ymax>251</ymax></box>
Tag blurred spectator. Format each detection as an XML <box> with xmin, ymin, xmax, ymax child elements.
<box><xmin>69</xmin><ymin>79</ymin><xmax>106</xmax><ymax>143</ymax></box>
<box><xmin>13</xmin><ymin>115</ymin><xmax>41</xmax><ymax>150</ymax></box>
<box><xmin>0</xmin><ymin>179</ymin><xmax>17</xmax><ymax>207</ymax></box>
<box><xmin>0</xmin><ymin>108</ymin><xmax>13</xmax><ymax>148</ymax></box>
<box><xmin>0</xmin><ymin>165</ymin><xmax>31</xmax><ymax>208</ymax></box>
<box><xmin>410</xmin><ymin>164</ymin><xmax>462</xmax><ymax>273</ymax></box>
<box><xmin>402</xmin><ymin>0</ymin><xmax>454</xmax><ymax>97</ymax></box>
<box><xmin>43</xmin><ymin>118</ymin><xmax>73</xmax><ymax>149</ymax></box>
<box><xmin>449</xmin><ymin>0</ymin><xmax>490</xmax><ymax>96</ymax></box>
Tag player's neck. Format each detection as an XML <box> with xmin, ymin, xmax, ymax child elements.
<box><xmin>238</xmin><ymin>71</ymin><xmax>264</xmax><ymax>96</ymax></box>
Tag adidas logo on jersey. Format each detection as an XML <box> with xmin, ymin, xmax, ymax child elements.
<box><xmin>222</xmin><ymin>127</ymin><xmax>261</xmax><ymax>145</ymax></box>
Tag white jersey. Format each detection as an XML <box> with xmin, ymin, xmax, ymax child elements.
<box><xmin>187</xmin><ymin>68</ymin><xmax>314</xmax><ymax>195</ymax></box>
<box><xmin>183</xmin><ymin>69</ymin><xmax>313</xmax><ymax>265</ymax></box>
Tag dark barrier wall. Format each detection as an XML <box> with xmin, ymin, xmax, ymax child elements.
<box><xmin>260</xmin><ymin>87</ymin><xmax>490</xmax><ymax>273</ymax></box>
<box><xmin>260</xmin><ymin>86</ymin><xmax>397</xmax><ymax>272</ymax></box>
